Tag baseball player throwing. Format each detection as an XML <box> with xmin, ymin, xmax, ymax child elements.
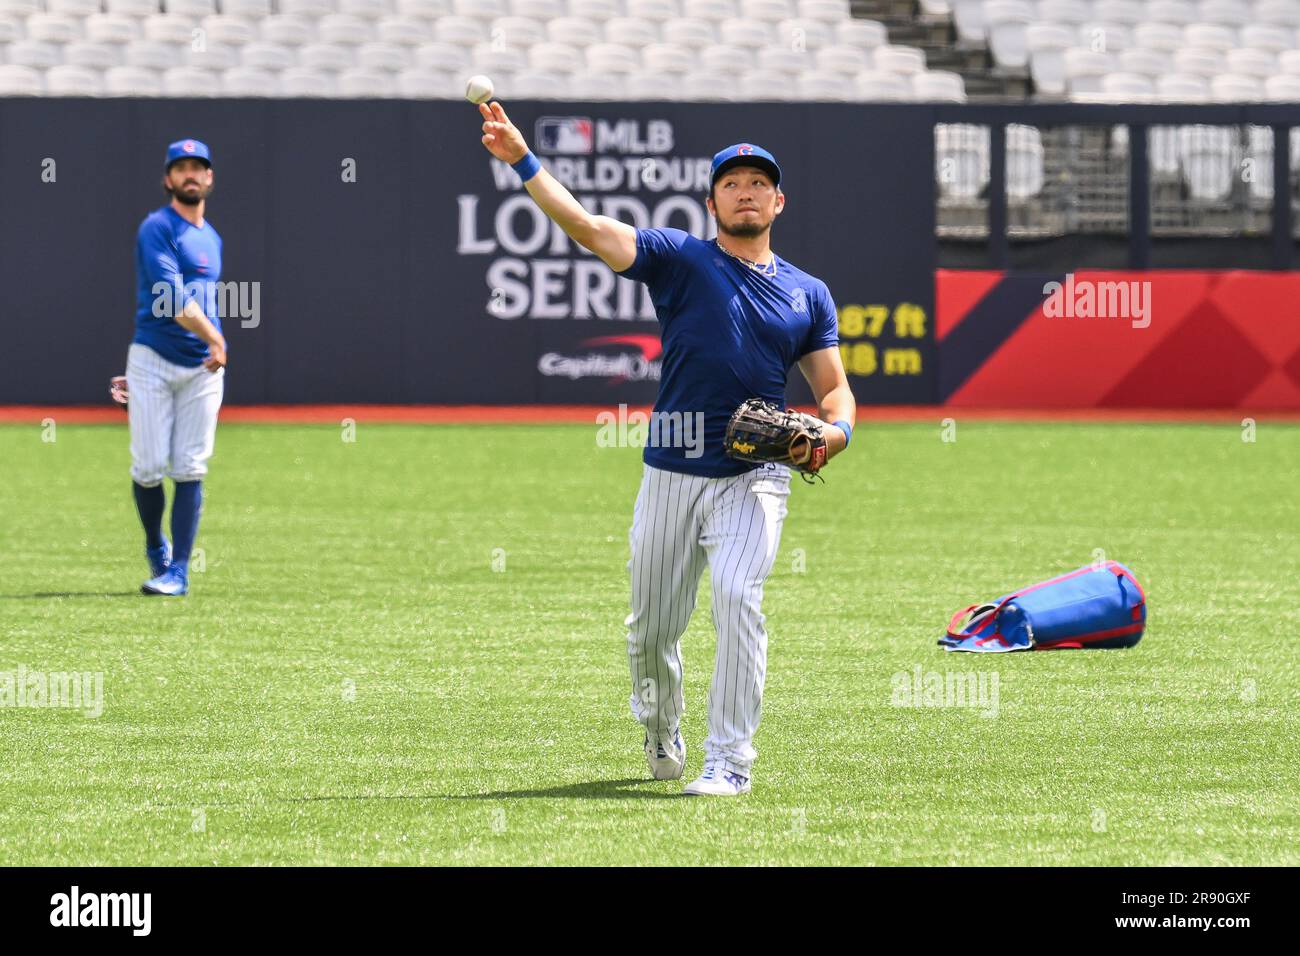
<box><xmin>125</xmin><ymin>138</ymin><xmax>226</xmax><ymax>597</ymax></box>
<box><xmin>479</xmin><ymin>103</ymin><xmax>856</xmax><ymax>796</ymax></box>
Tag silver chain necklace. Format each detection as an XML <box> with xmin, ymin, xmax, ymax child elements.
<box><xmin>714</xmin><ymin>238</ymin><xmax>777</xmax><ymax>278</ymax></box>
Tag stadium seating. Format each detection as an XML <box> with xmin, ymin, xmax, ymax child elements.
<box><xmin>0</xmin><ymin>0</ymin><xmax>968</xmax><ymax>100</ymax></box>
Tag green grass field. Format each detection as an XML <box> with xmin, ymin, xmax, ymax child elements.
<box><xmin>1</xmin><ymin>419</ymin><xmax>1297</xmax><ymax>866</ymax></box>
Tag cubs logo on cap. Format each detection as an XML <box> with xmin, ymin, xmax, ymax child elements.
<box><xmin>710</xmin><ymin>143</ymin><xmax>781</xmax><ymax>187</ymax></box>
<box><xmin>165</xmin><ymin>138</ymin><xmax>212</xmax><ymax>171</ymax></box>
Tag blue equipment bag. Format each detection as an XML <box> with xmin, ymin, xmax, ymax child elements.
<box><xmin>940</xmin><ymin>561</ymin><xmax>1147</xmax><ymax>653</ymax></box>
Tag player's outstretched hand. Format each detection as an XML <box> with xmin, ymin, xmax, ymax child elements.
<box><xmin>204</xmin><ymin>338</ymin><xmax>227</xmax><ymax>372</ymax></box>
<box><xmin>479</xmin><ymin>102</ymin><xmax>528</xmax><ymax>165</ymax></box>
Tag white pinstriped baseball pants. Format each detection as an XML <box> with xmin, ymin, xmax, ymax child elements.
<box><xmin>126</xmin><ymin>343</ymin><xmax>224</xmax><ymax>486</ymax></box>
<box><xmin>625</xmin><ymin>461</ymin><xmax>791</xmax><ymax>777</ymax></box>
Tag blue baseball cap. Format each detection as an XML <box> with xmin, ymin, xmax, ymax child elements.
<box><xmin>165</xmin><ymin>138</ymin><xmax>211</xmax><ymax>171</ymax></box>
<box><xmin>710</xmin><ymin>143</ymin><xmax>781</xmax><ymax>188</ymax></box>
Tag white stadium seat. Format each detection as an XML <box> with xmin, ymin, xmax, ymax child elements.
<box><xmin>773</xmin><ymin>17</ymin><xmax>833</xmax><ymax>49</ymax></box>
<box><xmin>299</xmin><ymin>42</ymin><xmax>355</xmax><ymax>71</ymax></box>
<box><xmin>1255</xmin><ymin>0</ymin><xmax>1300</xmax><ymax>28</ymax></box>
<box><xmin>397</xmin><ymin>0</ymin><xmax>449</xmax><ymax>14</ymax></box>
<box><xmin>662</xmin><ymin>18</ymin><xmax>719</xmax><ymax>47</ymax></box>
<box><xmin>1156</xmin><ymin>72</ymin><xmax>1210</xmax><ymax>101</ymax></box>
<box><xmin>513</xmin><ymin>68</ymin><xmax>570</xmax><ymax>97</ymax></box>
<box><xmin>171</xmin><ymin>0</ymin><xmax>217</xmax><ymax>15</ymax></box>
<box><xmin>625</xmin><ymin>70</ymin><xmax>684</xmax><ymax>99</ymax></box>
<box><xmin>337</xmin><ymin>67</ymin><xmax>394</xmax><ymax>95</ymax></box>
<box><xmin>741</xmin><ymin>69</ymin><xmax>799</xmax><ymax>99</ymax></box>
<box><xmin>104</xmin><ymin>65</ymin><xmax>159</xmax><ymax>95</ymax></box>
<box><xmin>142</xmin><ymin>14</ymin><xmax>195</xmax><ymax>44</ymax></box>
<box><xmin>548</xmin><ymin>16</ymin><xmax>602</xmax><ymax>46</ymax></box>
<box><xmin>7</xmin><ymin>39</ymin><xmax>60</xmax><ymax>68</ymax></box>
<box><xmin>27</xmin><ymin>13</ymin><xmax>81</xmax><ymax>43</ymax></box>
<box><xmin>1226</xmin><ymin>48</ymin><xmax>1276</xmax><ymax>80</ymax></box>
<box><xmin>683</xmin><ymin>0</ymin><xmax>739</xmax><ymax>21</ymax></box>
<box><xmin>568</xmin><ymin>0</ymin><xmax>621</xmax><ymax>18</ymax></box>
<box><xmin>1174</xmin><ymin>47</ymin><xmax>1226</xmax><ymax>77</ymax></box>
<box><xmin>358</xmin><ymin>41</ymin><xmax>411</xmax><ymax>71</ymax></box>
<box><xmin>378</xmin><ymin>15</ymin><xmax>435</xmax><ymax>46</ymax></box>
<box><xmin>1028</xmin><ymin>21</ymin><xmax>1074</xmax><ymax>95</ymax></box>
<box><xmin>202</xmin><ymin>16</ymin><xmax>258</xmax><ymax>47</ymax></box>
<box><xmin>1280</xmin><ymin>50</ymin><xmax>1300</xmax><ymax>75</ymax></box>
<box><xmin>628</xmin><ymin>0</ymin><xmax>681</xmax><ymax>21</ymax></box>
<box><xmin>63</xmin><ymin>41</ymin><xmax>119</xmax><ymax>70</ymax></box>
<box><xmin>436</xmin><ymin>16</ymin><xmax>486</xmax><ymax>45</ymax></box>
<box><xmin>913</xmin><ymin>69</ymin><xmax>965</xmax><ymax>101</ymax></box>
<box><xmin>1078</xmin><ymin>21</ymin><xmax>1132</xmax><ymax>54</ymax></box>
<box><xmin>280</xmin><ymin>66</ymin><xmax>337</xmax><ymax>95</ymax></box>
<box><xmin>1132</xmin><ymin>22</ymin><xmax>1183</xmax><ymax>52</ymax></box>
<box><xmin>1210</xmin><ymin>73</ymin><xmax>1263</xmax><ymax>101</ymax></box>
<box><xmin>471</xmin><ymin>40</ymin><xmax>524</xmax><ymax>74</ymax></box>
<box><xmin>719</xmin><ymin>18</ymin><xmax>774</xmax><ymax>47</ymax></box>
<box><xmin>454</xmin><ymin>0</ymin><xmax>505</xmax><ymax>16</ymax></box>
<box><xmin>836</xmin><ymin>18</ymin><xmax>887</xmax><ymax>48</ymax></box>
<box><xmin>701</xmin><ymin>42</ymin><xmax>747</xmax><ymax>72</ymax></box>
<box><xmin>678</xmin><ymin>70</ymin><xmax>744</xmax><ymax>100</ymax></box>
<box><xmin>856</xmin><ymin>69</ymin><xmax>912</xmax><ymax>99</ymax></box>
<box><xmin>1037</xmin><ymin>0</ymin><xmax>1090</xmax><ymax>26</ymax></box>
<box><xmin>986</xmin><ymin>0</ymin><xmax>1033</xmax><ymax>69</ymax></box>
<box><xmin>1145</xmin><ymin>0</ymin><xmax>1195</xmax><ymax>25</ymax></box>
<box><xmin>222</xmin><ymin>65</ymin><xmax>281</xmax><ymax>95</ymax></box>
<box><xmin>241</xmin><ymin>41</ymin><xmax>295</xmax><ymax>71</ymax></box>
<box><xmin>568</xmin><ymin>69</ymin><xmax>626</xmax><ymax>98</ymax></box>
<box><xmin>952</xmin><ymin>0</ymin><xmax>986</xmax><ymax>43</ymax></box>
<box><xmin>163</xmin><ymin>66</ymin><xmax>221</xmax><ymax>96</ymax></box>
<box><xmin>875</xmin><ymin>44</ymin><xmax>926</xmax><ymax>74</ymax></box>
<box><xmin>1264</xmin><ymin>74</ymin><xmax>1300</xmax><ymax>100</ymax></box>
<box><xmin>1184</xmin><ymin>23</ymin><xmax>1237</xmax><ymax>53</ymax></box>
<box><xmin>814</xmin><ymin>43</ymin><xmax>870</xmax><ymax>74</ymax></box>
<box><xmin>187</xmin><ymin>43</ymin><xmax>240</xmax><ymax>72</ymax></box>
<box><xmin>1118</xmin><ymin>47</ymin><xmax>1173</xmax><ymax>79</ymax></box>
<box><xmin>585</xmin><ymin>42</ymin><xmax>640</xmax><ymax>73</ymax></box>
<box><xmin>1196</xmin><ymin>0</ymin><xmax>1250</xmax><ymax>28</ymax></box>
<box><xmin>1093</xmin><ymin>0</ymin><xmax>1143</xmax><ymax>25</ymax></box>
<box><xmin>0</xmin><ymin>64</ymin><xmax>42</xmax><ymax>94</ymax></box>
<box><xmin>1007</xmin><ymin>124</ymin><xmax>1044</xmax><ymax>198</ymax></box>
<box><xmin>758</xmin><ymin>45</ymin><xmax>813</xmax><ymax>73</ymax></box>
<box><xmin>416</xmin><ymin>40</ymin><xmax>471</xmax><ymax>72</ymax></box>
<box><xmin>280</xmin><ymin>0</ymin><xmax>333</xmax><ymax>17</ymax></box>
<box><xmin>490</xmin><ymin>15</ymin><xmax>546</xmax><ymax>48</ymax></box>
<box><xmin>512</xmin><ymin>0</ymin><xmax>564</xmax><ymax>16</ymax></box>
<box><xmin>47</xmin><ymin>0</ymin><xmax>101</xmax><ymax>13</ymax></box>
<box><xmin>224</xmin><ymin>0</ymin><xmax>273</xmax><ymax>17</ymax></box>
<box><xmin>1064</xmin><ymin>47</ymin><xmax>1118</xmax><ymax>94</ymax></box>
<box><xmin>104</xmin><ymin>0</ymin><xmax>159</xmax><ymax>15</ymax></box>
<box><xmin>643</xmin><ymin>42</ymin><xmax>697</xmax><ymax>73</ymax></box>
<box><xmin>798</xmin><ymin>69</ymin><xmax>857</xmax><ymax>100</ymax></box>
<box><xmin>85</xmin><ymin>14</ymin><xmax>141</xmax><ymax>44</ymax></box>
<box><xmin>606</xmin><ymin>16</ymin><xmax>660</xmax><ymax>47</ymax></box>
<box><xmin>319</xmin><ymin>14</ymin><xmax>378</xmax><ymax>45</ymax></box>
<box><xmin>124</xmin><ymin>40</ymin><xmax>173</xmax><ymax>70</ymax></box>
<box><xmin>741</xmin><ymin>0</ymin><xmax>796</xmax><ymax>20</ymax></box>
<box><xmin>797</xmin><ymin>0</ymin><xmax>849</xmax><ymax>21</ymax></box>
<box><xmin>1177</xmin><ymin>124</ymin><xmax>1234</xmax><ymax>200</ymax></box>
<box><xmin>396</xmin><ymin>68</ymin><xmax>455</xmax><ymax>97</ymax></box>
<box><xmin>1240</xmin><ymin>23</ymin><xmax>1294</xmax><ymax>54</ymax></box>
<box><xmin>45</xmin><ymin>64</ymin><xmax>102</xmax><ymax>95</ymax></box>
<box><xmin>529</xmin><ymin>40</ymin><xmax>583</xmax><ymax>72</ymax></box>
<box><xmin>261</xmin><ymin>15</ymin><xmax>316</xmax><ymax>46</ymax></box>
<box><xmin>1099</xmin><ymin>71</ymin><xmax>1155</xmax><ymax>100</ymax></box>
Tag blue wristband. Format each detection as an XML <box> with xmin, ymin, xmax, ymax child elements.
<box><xmin>832</xmin><ymin>420</ymin><xmax>852</xmax><ymax>447</ymax></box>
<box><xmin>511</xmin><ymin>151</ymin><xmax>542</xmax><ymax>183</ymax></box>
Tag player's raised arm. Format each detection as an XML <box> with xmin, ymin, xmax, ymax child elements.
<box><xmin>478</xmin><ymin>101</ymin><xmax>637</xmax><ymax>272</ymax></box>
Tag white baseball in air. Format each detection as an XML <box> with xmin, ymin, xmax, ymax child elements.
<box><xmin>465</xmin><ymin>74</ymin><xmax>494</xmax><ymax>105</ymax></box>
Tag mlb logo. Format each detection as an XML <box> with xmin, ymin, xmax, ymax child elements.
<box><xmin>536</xmin><ymin>117</ymin><xmax>593</xmax><ymax>154</ymax></box>
<box><xmin>791</xmin><ymin>288</ymin><xmax>807</xmax><ymax>314</ymax></box>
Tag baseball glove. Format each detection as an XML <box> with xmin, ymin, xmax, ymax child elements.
<box><xmin>110</xmin><ymin>375</ymin><xmax>129</xmax><ymax>409</ymax></box>
<box><xmin>723</xmin><ymin>398</ymin><xmax>828</xmax><ymax>482</ymax></box>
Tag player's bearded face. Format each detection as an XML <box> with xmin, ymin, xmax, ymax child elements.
<box><xmin>711</xmin><ymin>169</ymin><xmax>783</xmax><ymax>239</ymax></box>
<box><xmin>165</xmin><ymin>161</ymin><xmax>214</xmax><ymax>205</ymax></box>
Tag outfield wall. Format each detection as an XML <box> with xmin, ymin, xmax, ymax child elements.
<box><xmin>2</xmin><ymin>100</ymin><xmax>1297</xmax><ymax>408</ymax></box>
